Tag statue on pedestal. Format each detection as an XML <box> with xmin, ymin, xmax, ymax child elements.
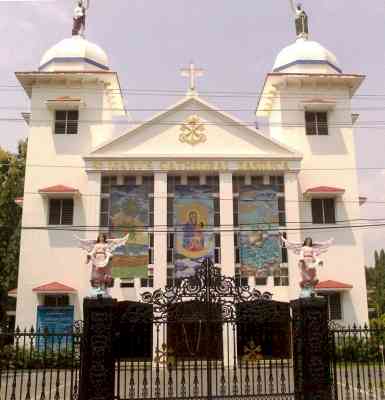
<box><xmin>281</xmin><ymin>235</ymin><xmax>333</xmax><ymax>298</ymax></box>
<box><xmin>72</xmin><ymin>0</ymin><xmax>90</xmax><ymax>36</ymax></box>
<box><xmin>289</xmin><ymin>0</ymin><xmax>309</xmax><ymax>39</ymax></box>
<box><xmin>76</xmin><ymin>233</ymin><xmax>129</xmax><ymax>298</ymax></box>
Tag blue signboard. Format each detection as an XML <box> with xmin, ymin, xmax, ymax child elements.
<box><xmin>36</xmin><ymin>306</ymin><xmax>74</xmax><ymax>350</ymax></box>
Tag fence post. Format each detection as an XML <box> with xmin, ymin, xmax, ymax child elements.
<box><xmin>291</xmin><ymin>297</ymin><xmax>332</xmax><ymax>400</ymax></box>
<box><xmin>79</xmin><ymin>297</ymin><xmax>116</xmax><ymax>400</ymax></box>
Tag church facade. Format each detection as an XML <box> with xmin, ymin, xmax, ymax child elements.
<box><xmin>13</xmin><ymin>19</ymin><xmax>369</xmax><ymax>330</ymax></box>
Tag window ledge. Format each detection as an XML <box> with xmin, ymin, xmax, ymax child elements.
<box><xmin>301</xmin><ymin>99</ymin><xmax>336</xmax><ymax>112</ymax></box>
<box><xmin>46</xmin><ymin>97</ymin><xmax>85</xmax><ymax>111</ymax></box>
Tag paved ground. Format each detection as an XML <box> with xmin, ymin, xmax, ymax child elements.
<box><xmin>2</xmin><ymin>363</ymin><xmax>385</xmax><ymax>400</ymax></box>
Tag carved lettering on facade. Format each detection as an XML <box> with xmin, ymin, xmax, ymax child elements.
<box><xmin>89</xmin><ymin>159</ymin><xmax>290</xmax><ymax>172</ymax></box>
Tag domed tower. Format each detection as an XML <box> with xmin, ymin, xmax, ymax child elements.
<box><xmin>256</xmin><ymin>3</ymin><xmax>368</xmax><ymax>323</ymax></box>
<box><xmin>273</xmin><ymin>38</ymin><xmax>341</xmax><ymax>75</ymax></box>
<box><xmin>39</xmin><ymin>35</ymin><xmax>110</xmax><ymax>72</ymax></box>
<box><xmin>14</xmin><ymin>3</ymin><xmax>126</xmax><ymax>329</ymax></box>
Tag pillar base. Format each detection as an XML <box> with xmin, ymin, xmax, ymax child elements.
<box><xmin>291</xmin><ymin>297</ymin><xmax>332</xmax><ymax>400</ymax></box>
<box><xmin>79</xmin><ymin>297</ymin><xmax>117</xmax><ymax>400</ymax></box>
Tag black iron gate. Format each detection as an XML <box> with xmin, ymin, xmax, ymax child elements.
<box><xmin>113</xmin><ymin>259</ymin><xmax>294</xmax><ymax>400</ymax></box>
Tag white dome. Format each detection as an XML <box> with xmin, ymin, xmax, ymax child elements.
<box><xmin>39</xmin><ymin>35</ymin><xmax>109</xmax><ymax>72</ymax></box>
<box><xmin>273</xmin><ymin>38</ymin><xmax>341</xmax><ymax>74</ymax></box>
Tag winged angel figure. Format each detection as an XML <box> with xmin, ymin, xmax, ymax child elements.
<box><xmin>75</xmin><ymin>233</ymin><xmax>129</xmax><ymax>297</ymax></box>
<box><xmin>281</xmin><ymin>236</ymin><xmax>333</xmax><ymax>298</ymax></box>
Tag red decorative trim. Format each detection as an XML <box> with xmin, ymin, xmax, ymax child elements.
<box><xmin>33</xmin><ymin>282</ymin><xmax>77</xmax><ymax>293</ymax></box>
<box><xmin>316</xmin><ymin>280</ymin><xmax>353</xmax><ymax>290</ymax></box>
<box><xmin>39</xmin><ymin>185</ymin><xmax>79</xmax><ymax>194</ymax></box>
<box><xmin>305</xmin><ymin>186</ymin><xmax>345</xmax><ymax>194</ymax></box>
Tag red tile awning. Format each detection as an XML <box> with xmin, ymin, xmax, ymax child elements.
<box><xmin>39</xmin><ymin>185</ymin><xmax>80</xmax><ymax>198</ymax></box>
<box><xmin>316</xmin><ymin>280</ymin><xmax>353</xmax><ymax>292</ymax></box>
<box><xmin>33</xmin><ymin>282</ymin><xmax>77</xmax><ymax>294</ymax></box>
<box><xmin>304</xmin><ymin>186</ymin><xmax>345</xmax><ymax>197</ymax></box>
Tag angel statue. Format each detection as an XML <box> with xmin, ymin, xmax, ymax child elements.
<box><xmin>75</xmin><ymin>232</ymin><xmax>129</xmax><ymax>298</ymax></box>
<box><xmin>281</xmin><ymin>235</ymin><xmax>333</xmax><ymax>298</ymax></box>
<box><xmin>289</xmin><ymin>0</ymin><xmax>309</xmax><ymax>39</ymax></box>
<box><xmin>72</xmin><ymin>0</ymin><xmax>90</xmax><ymax>36</ymax></box>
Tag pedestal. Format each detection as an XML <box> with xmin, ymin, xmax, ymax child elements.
<box><xmin>79</xmin><ymin>297</ymin><xmax>117</xmax><ymax>400</ymax></box>
<box><xmin>291</xmin><ymin>297</ymin><xmax>332</xmax><ymax>400</ymax></box>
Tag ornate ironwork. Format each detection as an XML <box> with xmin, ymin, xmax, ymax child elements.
<box><xmin>141</xmin><ymin>258</ymin><xmax>272</xmax><ymax>321</ymax></box>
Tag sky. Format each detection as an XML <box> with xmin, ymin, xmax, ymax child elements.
<box><xmin>0</xmin><ymin>0</ymin><xmax>384</xmax><ymax>266</ymax></box>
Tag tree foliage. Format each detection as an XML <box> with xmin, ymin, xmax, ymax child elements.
<box><xmin>0</xmin><ymin>141</ymin><xmax>26</xmax><ymax>323</ymax></box>
<box><xmin>367</xmin><ymin>249</ymin><xmax>385</xmax><ymax>319</ymax></box>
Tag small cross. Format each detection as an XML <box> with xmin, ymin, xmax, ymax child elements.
<box><xmin>180</xmin><ymin>62</ymin><xmax>205</xmax><ymax>94</ymax></box>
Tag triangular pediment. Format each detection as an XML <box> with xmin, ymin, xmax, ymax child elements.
<box><xmin>89</xmin><ymin>96</ymin><xmax>301</xmax><ymax>160</ymax></box>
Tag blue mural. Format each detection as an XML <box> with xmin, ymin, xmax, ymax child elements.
<box><xmin>174</xmin><ymin>185</ymin><xmax>215</xmax><ymax>278</ymax></box>
<box><xmin>239</xmin><ymin>185</ymin><xmax>281</xmax><ymax>277</ymax></box>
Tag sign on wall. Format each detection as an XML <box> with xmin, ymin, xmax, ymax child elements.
<box><xmin>239</xmin><ymin>185</ymin><xmax>281</xmax><ymax>277</ymax></box>
<box><xmin>110</xmin><ymin>185</ymin><xmax>149</xmax><ymax>279</ymax></box>
<box><xmin>36</xmin><ymin>306</ymin><xmax>74</xmax><ymax>349</ymax></box>
<box><xmin>174</xmin><ymin>185</ymin><xmax>215</xmax><ymax>278</ymax></box>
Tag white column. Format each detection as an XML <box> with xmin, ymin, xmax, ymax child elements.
<box><xmin>219</xmin><ymin>173</ymin><xmax>235</xmax><ymax>277</ymax></box>
<box><xmin>79</xmin><ymin>172</ymin><xmax>101</xmax><ymax>316</ymax></box>
<box><xmin>284</xmin><ymin>171</ymin><xmax>302</xmax><ymax>300</ymax></box>
<box><xmin>219</xmin><ymin>173</ymin><xmax>236</xmax><ymax>366</ymax></box>
<box><xmin>153</xmin><ymin>172</ymin><xmax>168</xmax><ymax>290</ymax></box>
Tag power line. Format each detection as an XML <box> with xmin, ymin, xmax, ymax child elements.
<box><xmin>1</xmin><ymin>117</ymin><xmax>385</xmax><ymax>128</ymax></box>
<box><xmin>0</xmin><ymin>84</ymin><xmax>385</xmax><ymax>98</ymax></box>
<box><xmin>2</xmin><ymin>106</ymin><xmax>385</xmax><ymax>112</ymax></box>
<box><xmin>0</xmin><ymin>85</ymin><xmax>385</xmax><ymax>100</ymax></box>
<box><xmin>6</xmin><ymin>191</ymin><xmax>378</xmax><ymax>205</ymax></box>
<box><xmin>2</xmin><ymin>222</ymin><xmax>385</xmax><ymax>233</ymax></box>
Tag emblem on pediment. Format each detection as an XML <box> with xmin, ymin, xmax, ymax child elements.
<box><xmin>179</xmin><ymin>115</ymin><xmax>206</xmax><ymax>146</ymax></box>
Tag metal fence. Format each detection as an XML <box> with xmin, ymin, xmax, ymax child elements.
<box><xmin>114</xmin><ymin>318</ymin><xmax>295</xmax><ymax>400</ymax></box>
<box><xmin>0</xmin><ymin>324</ymin><xmax>82</xmax><ymax>400</ymax></box>
<box><xmin>330</xmin><ymin>325</ymin><xmax>385</xmax><ymax>400</ymax></box>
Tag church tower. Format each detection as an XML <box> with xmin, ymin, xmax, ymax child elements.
<box><xmin>15</xmin><ymin>9</ymin><xmax>125</xmax><ymax>328</ymax></box>
<box><xmin>256</xmin><ymin>3</ymin><xmax>368</xmax><ymax>321</ymax></box>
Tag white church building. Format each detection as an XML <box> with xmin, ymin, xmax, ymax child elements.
<box><xmin>12</xmin><ymin>8</ymin><xmax>369</xmax><ymax>330</ymax></box>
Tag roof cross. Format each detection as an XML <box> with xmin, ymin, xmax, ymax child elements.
<box><xmin>180</xmin><ymin>62</ymin><xmax>205</xmax><ymax>95</ymax></box>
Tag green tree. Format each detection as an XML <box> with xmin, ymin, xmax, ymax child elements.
<box><xmin>0</xmin><ymin>141</ymin><xmax>26</xmax><ymax>324</ymax></box>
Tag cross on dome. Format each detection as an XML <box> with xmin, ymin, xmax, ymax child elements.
<box><xmin>180</xmin><ymin>62</ymin><xmax>205</xmax><ymax>95</ymax></box>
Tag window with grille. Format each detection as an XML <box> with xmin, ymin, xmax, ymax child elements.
<box><xmin>305</xmin><ymin>111</ymin><xmax>328</xmax><ymax>136</ymax></box>
<box><xmin>48</xmin><ymin>199</ymin><xmax>74</xmax><ymax>225</ymax></box>
<box><xmin>311</xmin><ymin>198</ymin><xmax>336</xmax><ymax>224</ymax></box>
<box><xmin>43</xmin><ymin>295</ymin><xmax>70</xmax><ymax>307</ymax></box>
<box><xmin>320</xmin><ymin>293</ymin><xmax>342</xmax><ymax>320</ymax></box>
<box><xmin>54</xmin><ymin>110</ymin><xmax>79</xmax><ymax>135</ymax></box>
<box><xmin>140</xmin><ymin>278</ymin><xmax>154</xmax><ymax>288</ymax></box>
<box><xmin>273</xmin><ymin>266</ymin><xmax>289</xmax><ymax>286</ymax></box>
<box><xmin>255</xmin><ymin>277</ymin><xmax>268</xmax><ymax>286</ymax></box>
<box><xmin>235</xmin><ymin>268</ymin><xmax>249</xmax><ymax>288</ymax></box>
<box><xmin>120</xmin><ymin>280</ymin><xmax>135</xmax><ymax>288</ymax></box>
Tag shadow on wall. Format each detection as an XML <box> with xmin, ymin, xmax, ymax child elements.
<box><xmin>306</xmin><ymin>126</ymin><xmax>348</xmax><ymax>156</ymax></box>
<box><xmin>47</xmin><ymin>197</ymin><xmax>86</xmax><ymax>248</ymax></box>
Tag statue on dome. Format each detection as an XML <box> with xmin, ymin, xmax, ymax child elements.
<box><xmin>75</xmin><ymin>232</ymin><xmax>130</xmax><ymax>298</ymax></box>
<box><xmin>72</xmin><ymin>0</ymin><xmax>90</xmax><ymax>36</ymax></box>
<box><xmin>281</xmin><ymin>235</ymin><xmax>333</xmax><ymax>298</ymax></box>
<box><xmin>289</xmin><ymin>0</ymin><xmax>309</xmax><ymax>39</ymax></box>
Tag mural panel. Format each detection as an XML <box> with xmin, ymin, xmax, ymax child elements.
<box><xmin>110</xmin><ymin>185</ymin><xmax>149</xmax><ymax>279</ymax></box>
<box><xmin>239</xmin><ymin>185</ymin><xmax>281</xmax><ymax>277</ymax></box>
<box><xmin>174</xmin><ymin>185</ymin><xmax>215</xmax><ymax>278</ymax></box>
